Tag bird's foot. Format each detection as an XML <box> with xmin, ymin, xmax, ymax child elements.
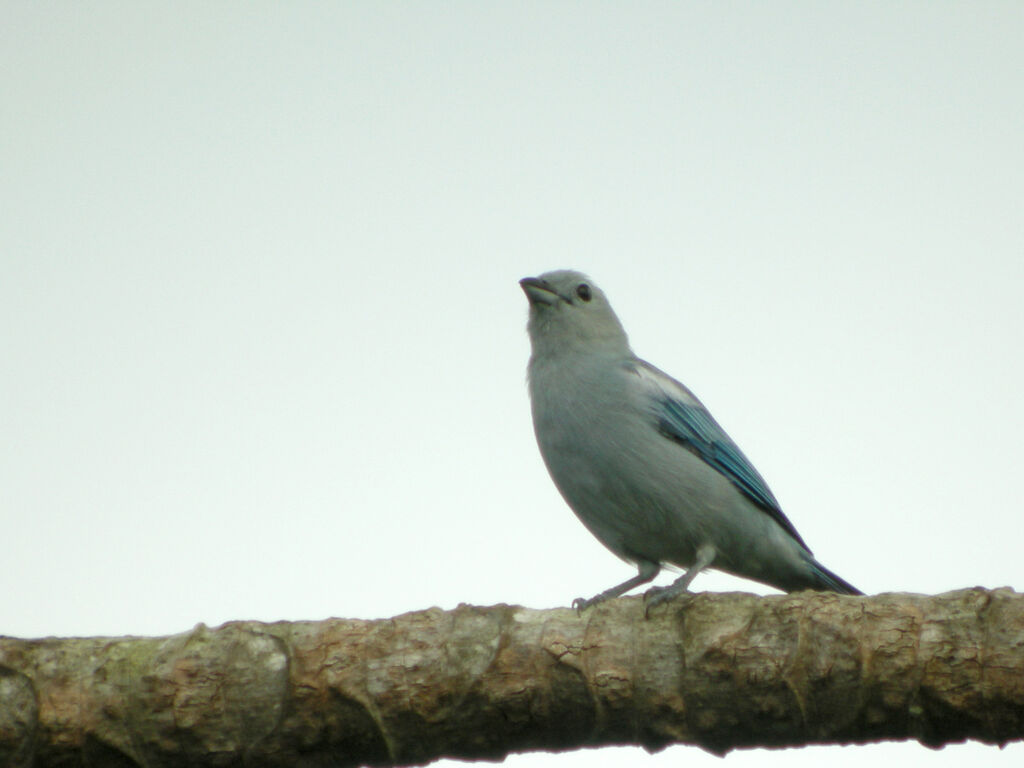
<box><xmin>643</xmin><ymin>584</ymin><xmax>690</xmax><ymax>617</ymax></box>
<box><xmin>571</xmin><ymin>595</ymin><xmax>606</xmax><ymax>614</ymax></box>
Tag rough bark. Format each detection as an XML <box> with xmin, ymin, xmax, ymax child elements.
<box><xmin>1</xmin><ymin>588</ymin><xmax>1022</xmax><ymax>767</ymax></box>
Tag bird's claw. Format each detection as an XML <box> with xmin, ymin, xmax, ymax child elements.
<box><xmin>642</xmin><ymin>585</ymin><xmax>687</xmax><ymax>618</ymax></box>
<box><xmin>642</xmin><ymin>585</ymin><xmax>666</xmax><ymax>601</ymax></box>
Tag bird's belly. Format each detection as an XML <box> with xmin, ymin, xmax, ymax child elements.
<box><xmin>536</xmin><ymin>408</ymin><xmax>734</xmax><ymax>568</ymax></box>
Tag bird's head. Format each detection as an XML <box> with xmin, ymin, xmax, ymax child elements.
<box><xmin>520</xmin><ymin>270</ymin><xmax>630</xmax><ymax>356</ymax></box>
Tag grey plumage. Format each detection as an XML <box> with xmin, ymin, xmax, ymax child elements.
<box><xmin>520</xmin><ymin>269</ymin><xmax>860</xmax><ymax>612</ymax></box>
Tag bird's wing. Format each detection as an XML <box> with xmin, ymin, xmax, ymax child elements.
<box><xmin>628</xmin><ymin>359</ymin><xmax>810</xmax><ymax>551</ymax></box>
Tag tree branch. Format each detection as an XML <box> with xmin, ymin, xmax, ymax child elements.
<box><xmin>1</xmin><ymin>588</ymin><xmax>1022</xmax><ymax>766</ymax></box>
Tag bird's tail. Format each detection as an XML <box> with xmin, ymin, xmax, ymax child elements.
<box><xmin>807</xmin><ymin>558</ymin><xmax>863</xmax><ymax>595</ymax></box>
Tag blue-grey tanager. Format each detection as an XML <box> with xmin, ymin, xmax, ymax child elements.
<box><xmin>521</xmin><ymin>269</ymin><xmax>860</xmax><ymax>612</ymax></box>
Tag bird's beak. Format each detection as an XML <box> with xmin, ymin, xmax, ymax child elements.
<box><xmin>520</xmin><ymin>276</ymin><xmax>561</xmax><ymax>306</ymax></box>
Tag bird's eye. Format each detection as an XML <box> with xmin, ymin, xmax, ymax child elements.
<box><xmin>576</xmin><ymin>284</ymin><xmax>592</xmax><ymax>302</ymax></box>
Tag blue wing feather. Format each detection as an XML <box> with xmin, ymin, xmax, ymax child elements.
<box><xmin>632</xmin><ymin>360</ymin><xmax>810</xmax><ymax>551</ymax></box>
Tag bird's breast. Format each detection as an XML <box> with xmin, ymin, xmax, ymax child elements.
<box><xmin>528</xmin><ymin>359</ymin><xmax>659</xmax><ymax>499</ymax></box>
<box><xmin>527</xmin><ymin>356</ymin><xmax>741</xmax><ymax>562</ymax></box>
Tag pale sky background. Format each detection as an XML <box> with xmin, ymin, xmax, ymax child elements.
<box><xmin>3</xmin><ymin>2</ymin><xmax>1023</xmax><ymax>766</ymax></box>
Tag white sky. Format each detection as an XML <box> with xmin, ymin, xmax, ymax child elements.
<box><xmin>3</xmin><ymin>2</ymin><xmax>1023</xmax><ymax>766</ymax></box>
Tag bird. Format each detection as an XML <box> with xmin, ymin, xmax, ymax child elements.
<box><xmin>520</xmin><ymin>269</ymin><xmax>861</xmax><ymax>613</ymax></box>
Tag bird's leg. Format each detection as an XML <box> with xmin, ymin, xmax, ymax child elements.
<box><xmin>644</xmin><ymin>543</ymin><xmax>716</xmax><ymax>615</ymax></box>
<box><xmin>572</xmin><ymin>560</ymin><xmax>660</xmax><ymax>613</ymax></box>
